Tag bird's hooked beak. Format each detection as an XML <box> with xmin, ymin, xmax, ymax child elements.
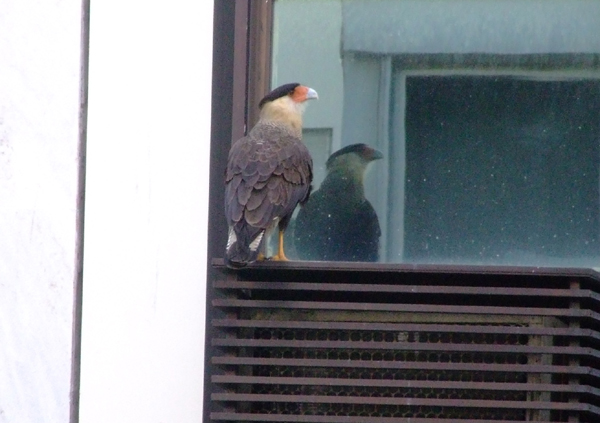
<box><xmin>305</xmin><ymin>87</ymin><xmax>318</xmax><ymax>101</ymax></box>
<box><xmin>368</xmin><ymin>148</ymin><xmax>384</xmax><ymax>162</ymax></box>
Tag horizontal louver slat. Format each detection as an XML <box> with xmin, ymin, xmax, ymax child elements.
<box><xmin>212</xmin><ymin>375</ymin><xmax>600</xmax><ymax>395</ymax></box>
<box><xmin>211</xmin><ymin>338</ymin><xmax>600</xmax><ymax>358</ymax></box>
<box><xmin>213</xmin><ymin>298</ymin><xmax>600</xmax><ymax>320</ymax></box>
<box><xmin>211</xmin><ymin>412</ymin><xmax>563</xmax><ymax>423</ymax></box>
<box><xmin>211</xmin><ymin>356</ymin><xmax>600</xmax><ymax>377</ymax></box>
<box><xmin>212</xmin><ymin>392</ymin><xmax>600</xmax><ymax>412</ymax></box>
<box><xmin>212</xmin><ymin>318</ymin><xmax>600</xmax><ymax>340</ymax></box>
<box><xmin>214</xmin><ymin>280</ymin><xmax>600</xmax><ymax>301</ymax></box>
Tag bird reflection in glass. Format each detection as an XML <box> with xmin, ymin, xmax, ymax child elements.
<box><xmin>294</xmin><ymin>143</ymin><xmax>383</xmax><ymax>262</ymax></box>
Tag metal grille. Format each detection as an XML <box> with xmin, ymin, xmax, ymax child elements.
<box><xmin>209</xmin><ymin>263</ymin><xmax>600</xmax><ymax>423</ymax></box>
<box><xmin>250</xmin><ymin>327</ymin><xmax>528</xmax><ymax>420</ymax></box>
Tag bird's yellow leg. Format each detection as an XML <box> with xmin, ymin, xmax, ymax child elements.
<box><xmin>257</xmin><ymin>252</ymin><xmax>267</xmax><ymax>261</ymax></box>
<box><xmin>270</xmin><ymin>230</ymin><xmax>289</xmax><ymax>261</ymax></box>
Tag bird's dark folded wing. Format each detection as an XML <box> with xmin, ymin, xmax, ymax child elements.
<box><xmin>294</xmin><ymin>190</ymin><xmax>381</xmax><ymax>262</ymax></box>
<box><xmin>245</xmin><ymin>187</ymin><xmax>269</xmax><ymax>211</ymax></box>
<box><xmin>294</xmin><ymin>188</ymin><xmax>330</xmax><ymax>260</ymax></box>
<box><xmin>224</xmin><ymin>126</ymin><xmax>312</xmax><ymax>229</ymax></box>
<box><xmin>355</xmin><ymin>199</ymin><xmax>381</xmax><ymax>261</ymax></box>
<box><xmin>245</xmin><ymin>192</ymin><xmax>275</xmax><ymax>227</ymax></box>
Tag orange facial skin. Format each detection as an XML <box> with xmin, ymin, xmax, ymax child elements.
<box><xmin>291</xmin><ymin>85</ymin><xmax>318</xmax><ymax>103</ymax></box>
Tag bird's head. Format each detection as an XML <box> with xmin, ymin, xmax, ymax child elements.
<box><xmin>258</xmin><ymin>83</ymin><xmax>318</xmax><ymax>131</ymax></box>
<box><xmin>325</xmin><ymin>144</ymin><xmax>383</xmax><ymax>189</ymax></box>
<box><xmin>326</xmin><ymin>143</ymin><xmax>383</xmax><ymax>170</ymax></box>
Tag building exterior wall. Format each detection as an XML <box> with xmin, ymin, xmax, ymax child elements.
<box><xmin>1</xmin><ymin>1</ymin><xmax>212</xmax><ymax>422</ymax></box>
<box><xmin>79</xmin><ymin>1</ymin><xmax>212</xmax><ymax>422</ymax></box>
<box><xmin>0</xmin><ymin>1</ymin><xmax>82</xmax><ymax>422</ymax></box>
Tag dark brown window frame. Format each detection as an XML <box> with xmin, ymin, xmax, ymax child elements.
<box><xmin>205</xmin><ymin>2</ymin><xmax>273</xmax><ymax>420</ymax></box>
<box><xmin>230</xmin><ymin>0</ymin><xmax>273</xmax><ymax>143</ymax></box>
<box><xmin>205</xmin><ymin>3</ymin><xmax>600</xmax><ymax>422</ymax></box>
<box><xmin>207</xmin><ymin>0</ymin><xmax>600</xmax><ymax>278</ymax></box>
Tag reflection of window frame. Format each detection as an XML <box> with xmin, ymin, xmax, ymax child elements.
<box><xmin>390</xmin><ymin>66</ymin><xmax>600</xmax><ymax>263</ymax></box>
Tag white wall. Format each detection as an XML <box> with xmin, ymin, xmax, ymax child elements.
<box><xmin>79</xmin><ymin>1</ymin><xmax>212</xmax><ymax>422</ymax></box>
<box><xmin>0</xmin><ymin>1</ymin><xmax>82</xmax><ymax>422</ymax></box>
<box><xmin>0</xmin><ymin>1</ymin><xmax>211</xmax><ymax>421</ymax></box>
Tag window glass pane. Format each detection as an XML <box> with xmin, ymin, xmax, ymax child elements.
<box><xmin>302</xmin><ymin>128</ymin><xmax>333</xmax><ymax>190</ymax></box>
<box><xmin>272</xmin><ymin>0</ymin><xmax>600</xmax><ymax>268</ymax></box>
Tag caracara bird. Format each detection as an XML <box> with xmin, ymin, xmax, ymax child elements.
<box><xmin>224</xmin><ymin>83</ymin><xmax>318</xmax><ymax>268</ymax></box>
<box><xmin>294</xmin><ymin>143</ymin><xmax>383</xmax><ymax>262</ymax></box>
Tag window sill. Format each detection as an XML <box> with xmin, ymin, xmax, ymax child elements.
<box><xmin>211</xmin><ymin>257</ymin><xmax>600</xmax><ymax>283</ymax></box>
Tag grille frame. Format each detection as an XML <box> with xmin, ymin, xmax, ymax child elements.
<box><xmin>208</xmin><ymin>261</ymin><xmax>600</xmax><ymax>422</ymax></box>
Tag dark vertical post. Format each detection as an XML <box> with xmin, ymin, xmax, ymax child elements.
<box><xmin>205</xmin><ymin>2</ymin><xmax>273</xmax><ymax>420</ymax></box>
<box><xmin>232</xmin><ymin>1</ymin><xmax>250</xmax><ymax>143</ymax></box>
<box><xmin>69</xmin><ymin>0</ymin><xmax>90</xmax><ymax>421</ymax></box>
<box><xmin>247</xmin><ymin>0</ymin><xmax>273</xmax><ymax>127</ymax></box>
<box><xmin>205</xmin><ymin>1</ymin><xmax>238</xmax><ymax>422</ymax></box>
<box><xmin>568</xmin><ymin>278</ymin><xmax>581</xmax><ymax>423</ymax></box>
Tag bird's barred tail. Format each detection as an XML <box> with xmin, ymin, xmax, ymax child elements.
<box><xmin>224</xmin><ymin>243</ymin><xmax>255</xmax><ymax>268</ymax></box>
<box><xmin>225</xmin><ymin>226</ymin><xmax>265</xmax><ymax>269</ymax></box>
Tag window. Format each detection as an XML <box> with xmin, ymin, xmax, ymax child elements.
<box><xmin>206</xmin><ymin>4</ymin><xmax>600</xmax><ymax>423</ymax></box>
<box><xmin>272</xmin><ymin>0</ymin><xmax>600</xmax><ymax>267</ymax></box>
